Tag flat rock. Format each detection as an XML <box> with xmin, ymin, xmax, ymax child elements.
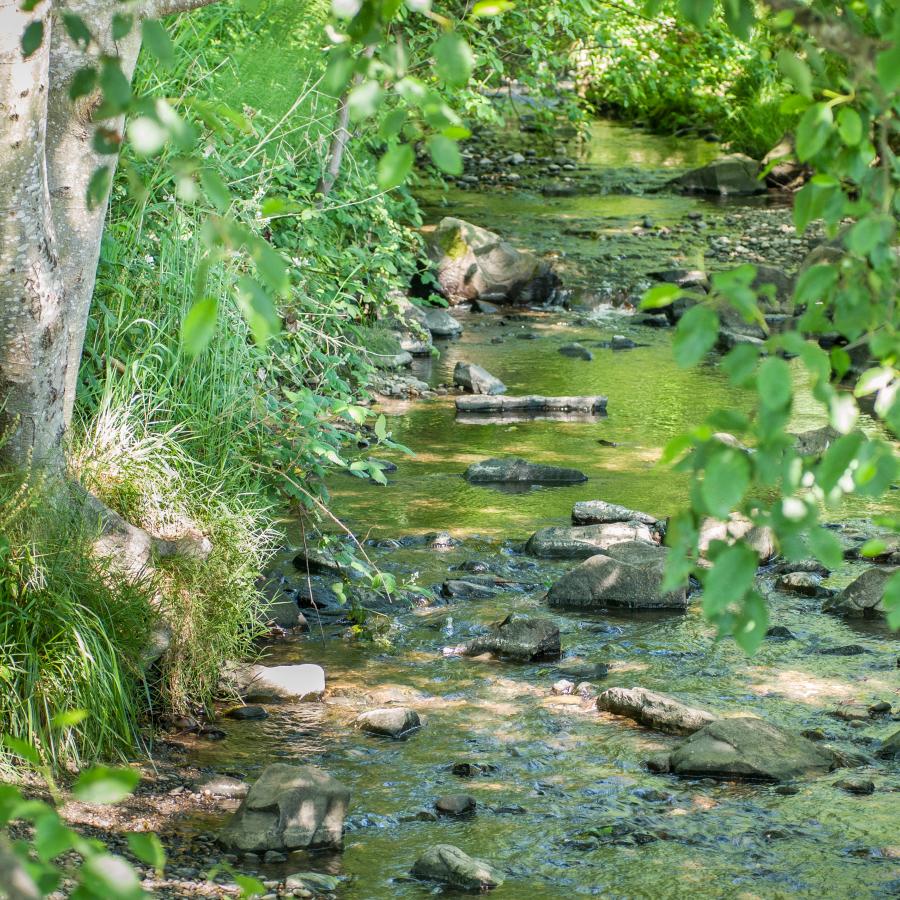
<box><xmin>464</xmin><ymin>457</ymin><xmax>587</xmax><ymax>485</ymax></box>
<box><xmin>558</xmin><ymin>342</ymin><xmax>594</xmax><ymax>360</ymax></box>
<box><xmin>221</xmin><ymin>663</ymin><xmax>325</xmax><ymax>702</ymax></box>
<box><xmin>526</xmin><ymin>522</ymin><xmax>655</xmax><ymax>559</ymax></box>
<box><xmin>456</xmin><ymin>395</ymin><xmax>606</xmax><ymax>414</ymax></box>
<box><xmin>546</xmin><ymin>541</ymin><xmax>687</xmax><ymax>610</ymax></box>
<box><xmin>666</xmin><ymin>717</ymin><xmax>835</xmax><ymax>782</ymax></box>
<box><xmin>453</xmin><ymin>361</ymin><xmax>506</xmax><ymax>395</ymax></box>
<box><xmin>572</xmin><ymin>500</ymin><xmax>657</xmax><ymax>527</ymax></box>
<box><xmin>224</xmin><ymin>705</ymin><xmax>269</xmax><ymax>720</ymax></box>
<box><xmin>671</xmin><ymin>154</ymin><xmax>764</xmax><ymax>195</ymax></box>
<box><xmin>423</xmin><ymin>307</ymin><xmax>463</xmax><ymax>337</ymax></box>
<box><xmin>597</xmin><ymin>687</ymin><xmax>716</xmax><ymax>735</ymax></box>
<box><xmin>355</xmin><ymin>707</ymin><xmax>422</xmax><ymax>739</ymax></box>
<box><xmin>776</xmin><ymin>571</ymin><xmax>823</xmax><ymax>596</ymax></box>
<box><xmin>457</xmin><ymin>613</ymin><xmax>560</xmax><ymax>661</ymax></box>
<box><xmin>411</xmin><ymin>844</ymin><xmax>504</xmax><ymax>892</ymax></box>
<box><xmin>823</xmin><ymin>567</ymin><xmax>896</xmax><ymax>619</ymax></box>
<box><xmin>284</xmin><ymin>872</ymin><xmax>340</xmax><ymax>893</ymax></box>
<box><xmin>197</xmin><ymin>775</ymin><xmax>250</xmax><ymax>799</ymax></box>
<box><xmin>220</xmin><ymin>764</ymin><xmax>349</xmax><ymax>851</ymax></box>
<box><xmin>441</xmin><ymin>578</ymin><xmax>506</xmax><ymax>600</ymax></box>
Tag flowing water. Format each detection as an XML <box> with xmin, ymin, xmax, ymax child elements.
<box><xmin>185</xmin><ymin>122</ymin><xmax>900</xmax><ymax>898</ymax></box>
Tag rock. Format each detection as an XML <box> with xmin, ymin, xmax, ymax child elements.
<box><xmin>771</xmin><ymin>559</ymin><xmax>829</xmax><ymax>575</ymax></box>
<box><xmin>823</xmin><ymin>567</ymin><xmax>897</xmax><ymax>619</ymax></box>
<box><xmin>450</xmin><ymin>762</ymin><xmax>497</xmax><ymax>777</ymax></box>
<box><xmin>817</xmin><ymin>644</ymin><xmax>868</xmax><ymax>656</ymax></box>
<box><xmin>355</xmin><ymin>707</ymin><xmax>422</xmax><ymax>740</ymax></box>
<box><xmin>471</xmin><ymin>298</ymin><xmax>501</xmax><ymax>314</ymax></box>
<box><xmin>525</xmin><ymin>522</ymin><xmax>655</xmax><ymax>559</ymax></box>
<box><xmin>876</xmin><ymin>729</ymin><xmax>900</xmax><ymax>759</ymax></box>
<box><xmin>698</xmin><ymin>514</ymin><xmax>777</xmax><ymax>562</ymax></box>
<box><xmin>435</xmin><ymin>794</ymin><xmax>477</xmax><ymax>817</ymax></box>
<box><xmin>572</xmin><ymin>500</ymin><xmax>657</xmax><ymax>527</ymax></box>
<box><xmin>224</xmin><ymin>705</ymin><xmax>269</xmax><ymax>720</ymax></box>
<box><xmin>596</xmin><ymin>687</ymin><xmax>716</xmax><ymax>735</ymax></box>
<box><xmin>558</xmin><ymin>342</ymin><xmax>593</xmax><ymax>360</ymax></box>
<box><xmin>381</xmin><ymin>296</ymin><xmax>434</xmax><ymax>355</ymax></box>
<box><xmin>868</xmin><ymin>700</ymin><xmax>892</xmax><ymax>715</ymax></box>
<box><xmin>456</xmin><ymin>395</ymin><xmax>607</xmax><ymax>416</ymax></box>
<box><xmin>833</xmin><ymin>777</ymin><xmax>875</xmax><ymax>795</ymax></box>
<box><xmin>666</xmin><ymin>717</ymin><xmax>835</xmax><ymax>782</ymax></box>
<box><xmin>556</xmin><ymin>657</ymin><xmax>609</xmax><ymax>680</ymax></box>
<box><xmin>831</xmin><ymin>704</ymin><xmax>869</xmax><ymax>722</ymax></box>
<box><xmin>293</xmin><ymin>550</ymin><xmax>344</xmax><ymax>576</ymax></box>
<box><xmin>552</xmin><ymin>679</ymin><xmax>575</xmax><ymax>695</ymax></box>
<box><xmin>423</xmin><ymin>307</ymin><xmax>463</xmax><ymax>337</ymax></box>
<box><xmin>457</xmin><ymin>613</ymin><xmax>560</xmax><ymax>661</ymax></box>
<box><xmin>220</xmin><ymin>764</ymin><xmax>349</xmax><ymax>852</ymax></box>
<box><xmin>453</xmin><ymin>361</ymin><xmax>506</xmax><ymax>395</ymax></box>
<box><xmin>371</xmin><ymin>350</ymin><xmax>413</xmax><ymax>369</ymax></box>
<box><xmin>776</xmin><ymin>572</ymin><xmax>823</xmax><ymax>596</ymax></box>
<box><xmin>197</xmin><ymin>775</ymin><xmax>250</xmax><ymax>799</ymax></box>
<box><xmin>547</xmin><ymin>541</ymin><xmax>688</xmax><ymax>610</ymax></box>
<box><xmin>762</xmin><ymin>135</ymin><xmax>809</xmax><ymax>190</ymax></box>
<box><xmin>464</xmin><ymin>457</ymin><xmax>587</xmax><ymax>485</ymax></box>
<box><xmin>441</xmin><ymin>578</ymin><xmax>505</xmax><ymax>600</ymax></box>
<box><xmin>426</xmin><ymin>217</ymin><xmax>559</xmax><ymax>306</ymax></box>
<box><xmin>611</xmin><ymin>334</ymin><xmax>637</xmax><ymax>350</ymax></box>
<box><xmin>411</xmin><ymin>844</ymin><xmax>504</xmax><ymax>892</ymax></box>
<box><xmin>791</xmin><ymin>425</ymin><xmax>840</xmax><ymax>457</ymax></box>
<box><xmin>284</xmin><ymin>872</ymin><xmax>340</xmax><ymax>893</ymax></box>
<box><xmin>221</xmin><ymin>663</ymin><xmax>325</xmax><ymax>702</ymax></box>
<box><xmin>765</xmin><ymin>625</ymin><xmax>797</xmax><ymax>641</ymax></box>
<box><xmin>671</xmin><ymin>154</ymin><xmax>765</xmax><ymax>196</ymax></box>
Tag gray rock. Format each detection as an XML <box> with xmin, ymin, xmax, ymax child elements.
<box><xmin>547</xmin><ymin>541</ymin><xmax>687</xmax><ymax>610</ymax></box>
<box><xmin>411</xmin><ymin>844</ymin><xmax>504</xmax><ymax>892</ymax></box>
<box><xmin>572</xmin><ymin>500</ymin><xmax>657</xmax><ymax>527</ymax></box>
<box><xmin>833</xmin><ymin>777</ymin><xmax>875</xmax><ymax>795</ymax></box>
<box><xmin>776</xmin><ymin>571</ymin><xmax>822</xmax><ymax>596</ymax></box>
<box><xmin>876</xmin><ymin>728</ymin><xmax>900</xmax><ymax>759</ymax></box>
<box><xmin>471</xmin><ymin>298</ymin><xmax>501</xmax><ymax>314</ymax></box>
<box><xmin>220</xmin><ymin>764</ymin><xmax>349</xmax><ymax>851</ymax></box>
<box><xmin>698</xmin><ymin>514</ymin><xmax>777</xmax><ymax>562</ymax></box>
<box><xmin>552</xmin><ymin>679</ymin><xmax>575</xmax><ymax>695</ymax></box>
<box><xmin>441</xmin><ymin>578</ymin><xmax>505</xmax><ymax>600</ymax></box>
<box><xmin>221</xmin><ymin>663</ymin><xmax>325</xmax><ymax>702</ymax></box>
<box><xmin>284</xmin><ymin>872</ymin><xmax>340</xmax><ymax>893</ymax></box>
<box><xmin>597</xmin><ymin>687</ymin><xmax>716</xmax><ymax>734</ymax></box>
<box><xmin>458</xmin><ymin>613</ymin><xmax>560</xmax><ymax>661</ymax></box>
<box><xmin>224</xmin><ymin>704</ymin><xmax>269</xmax><ymax>720</ymax></box>
<box><xmin>823</xmin><ymin>567</ymin><xmax>897</xmax><ymax>619</ymax></box>
<box><xmin>555</xmin><ymin>657</ymin><xmax>609</xmax><ymax>680</ymax></box>
<box><xmin>791</xmin><ymin>425</ymin><xmax>840</xmax><ymax>457</ymax></box>
<box><xmin>558</xmin><ymin>342</ymin><xmax>593</xmax><ymax>361</ymax></box>
<box><xmin>423</xmin><ymin>307</ymin><xmax>463</xmax><ymax>337</ymax></box>
<box><xmin>666</xmin><ymin>717</ymin><xmax>835</xmax><ymax>782</ymax></box>
<box><xmin>435</xmin><ymin>794</ymin><xmax>476</xmax><ymax>816</ymax></box>
<box><xmin>525</xmin><ymin>522</ymin><xmax>655</xmax><ymax>559</ymax></box>
<box><xmin>464</xmin><ymin>457</ymin><xmax>587</xmax><ymax>485</ymax></box>
<box><xmin>197</xmin><ymin>775</ymin><xmax>250</xmax><ymax>799</ymax></box>
<box><xmin>456</xmin><ymin>395</ymin><xmax>606</xmax><ymax>415</ymax></box>
<box><xmin>427</xmin><ymin>217</ymin><xmax>558</xmax><ymax>306</ymax></box>
<box><xmin>355</xmin><ymin>707</ymin><xmax>422</xmax><ymax>739</ymax></box>
<box><xmin>671</xmin><ymin>154</ymin><xmax>765</xmax><ymax>196</ymax></box>
<box><xmin>453</xmin><ymin>361</ymin><xmax>506</xmax><ymax>395</ymax></box>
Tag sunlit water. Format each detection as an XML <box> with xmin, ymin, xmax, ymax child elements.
<box><xmin>183</xmin><ymin>123</ymin><xmax>900</xmax><ymax>898</ymax></box>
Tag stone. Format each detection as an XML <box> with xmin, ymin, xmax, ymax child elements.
<box><xmin>552</xmin><ymin>679</ymin><xmax>575</xmax><ymax>695</ymax></box>
<box><xmin>196</xmin><ymin>775</ymin><xmax>250</xmax><ymax>799</ymax></box>
<box><xmin>471</xmin><ymin>298</ymin><xmax>501</xmax><ymax>314</ymax></box>
<box><xmin>450</xmin><ymin>762</ymin><xmax>497</xmax><ymax>777</ymax></box>
<box><xmin>596</xmin><ymin>687</ymin><xmax>716</xmax><ymax>735</ymax></box>
<box><xmin>221</xmin><ymin>663</ymin><xmax>325</xmax><ymax>703</ymax></box>
<box><xmin>876</xmin><ymin>728</ymin><xmax>900</xmax><ymax>759</ymax></box>
<box><xmin>765</xmin><ymin>626</ymin><xmax>797</xmax><ymax>641</ymax></box>
<box><xmin>457</xmin><ymin>613</ymin><xmax>560</xmax><ymax>661</ymax></box>
<box><xmin>453</xmin><ymin>361</ymin><xmax>506</xmax><ymax>395</ymax></box>
<box><xmin>380</xmin><ymin>295</ymin><xmax>433</xmax><ymax>355</ymax></box>
<box><xmin>411</xmin><ymin>844</ymin><xmax>504</xmax><ymax>892</ymax></box>
<box><xmin>572</xmin><ymin>500</ymin><xmax>657</xmax><ymax>527</ymax></box>
<box><xmin>831</xmin><ymin>704</ymin><xmax>869</xmax><ymax>722</ymax></box>
<box><xmin>762</xmin><ymin>135</ymin><xmax>809</xmax><ymax>189</ymax></box>
<box><xmin>546</xmin><ymin>541</ymin><xmax>688</xmax><ymax>610</ymax></box>
<box><xmin>435</xmin><ymin>794</ymin><xmax>476</xmax><ymax>816</ymax></box>
<box><xmin>671</xmin><ymin>154</ymin><xmax>765</xmax><ymax>196</ymax></box>
<box><xmin>823</xmin><ymin>567</ymin><xmax>896</xmax><ymax>619</ymax></box>
<box><xmin>355</xmin><ymin>707</ymin><xmax>422</xmax><ymax>740</ymax></box>
<box><xmin>224</xmin><ymin>705</ymin><xmax>269</xmax><ymax>720</ymax></box>
<box><xmin>220</xmin><ymin>764</ymin><xmax>349</xmax><ymax>852</ymax></box>
<box><xmin>611</xmin><ymin>334</ymin><xmax>637</xmax><ymax>350</ymax></box>
<box><xmin>441</xmin><ymin>578</ymin><xmax>505</xmax><ymax>600</ymax></box>
<box><xmin>666</xmin><ymin>717</ymin><xmax>835</xmax><ymax>782</ymax></box>
<box><xmin>833</xmin><ymin>777</ymin><xmax>875</xmax><ymax>795</ymax></box>
<box><xmin>526</xmin><ymin>523</ymin><xmax>655</xmax><ymax>560</ymax></box>
<box><xmin>556</xmin><ymin>657</ymin><xmax>609</xmax><ymax>680</ymax></box>
<box><xmin>464</xmin><ymin>457</ymin><xmax>587</xmax><ymax>485</ymax></box>
<box><xmin>698</xmin><ymin>514</ymin><xmax>777</xmax><ymax>562</ymax></box>
<box><xmin>776</xmin><ymin>571</ymin><xmax>822</xmax><ymax>596</ymax></box>
<box><xmin>284</xmin><ymin>872</ymin><xmax>340</xmax><ymax>893</ymax></box>
<box><xmin>423</xmin><ymin>307</ymin><xmax>463</xmax><ymax>337</ymax></box>
<box><xmin>426</xmin><ymin>217</ymin><xmax>558</xmax><ymax>306</ymax></box>
<box><xmin>791</xmin><ymin>425</ymin><xmax>840</xmax><ymax>457</ymax></box>
<box><xmin>456</xmin><ymin>395</ymin><xmax>606</xmax><ymax>416</ymax></box>
<box><xmin>558</xmin><ymin>342</ymin><xmax>594</xmax><ymax>361</ymax></box>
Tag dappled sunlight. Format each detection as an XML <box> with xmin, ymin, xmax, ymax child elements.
<box><xmin>744</xmin><ymin>667</ymin><xmax>891</xmax><ymax>704</ymax></box>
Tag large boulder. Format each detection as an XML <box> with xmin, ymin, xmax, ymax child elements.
<box><xmin>877</xmin><ymin>728</ymin><xmax>900</xmax><ymax>759</ymax></box>
<box><xmin>670</xmin><ymin>154</ymin><xmax>765</xmax><ymax>196</ymax></box>
<box><xmin>464</xmin><ymin>457</ymin><xmax>587</xmax><ymax>485</ymax></box>
<box><xmin>572</xmin><ymin>500</ymin><xmax>657</xmax><ymax>527</ymax></box>
<box><xmin>355</xmin><ymin>707</ymin><xmax>422</xmax><ymax>740</ymax></box>
<box><xmin>220</xmin><ymin>764</ymin><xmax>349</xmax><ymax>851</ymax></box>
<box><xmin>458</xmin><ymin>613</ymin><xmax>560</xmax><ymax>661</ymax></box>
<box><xmin>823</xmin><ymin>567</ymin><xmax>896</xmax><ymax>619</ymax></box>
<box><xmin>453</xmin><ymin>362</ymin><xmax>506</xmax><ymax>395</ymax></box>
<box><xmin>423</xmin><ymin>306</ymin><xmax>463</xmax><ymax>337</ymax></box>
<box><xmin>596</xmin><ymin>687</ymin><xmax>715</xmax><ymax>735</ymax></box>
<box><xmin>525</xmin><ymin>522</ymin><xmax>655</xmax><ymax>559</ymax></box>
<box><xmin>664</xmin><ymin>717</ymin><xmax>835</xmax><ymax>782</ymax></box>
<box><xmin>698</xmin><ymin>514</ymin><xmax>777</xmax><ymax>562</ymax></box>
<box><xmin>791</xmin><ymin>425</ymin><xmax>840</xmax><ymax>457</ymax></box>
<box><xmin>546</xmin><ymin>541</ymin><xmax>688</xmax><ymax>610</ymax></box>
<box><xmin>426</xmin><ymin>217</ymin><xmax>558</xmax><ymax>306</ymax></box>
<box><xmin>411</xmin><ymin>845</ymin><xmax>504</xmax><ymax>892</ymax></box>
<box><xmin>221</xmin><ymin>663</ymin><xmax>325</xmax><ymax>702</ymax></box>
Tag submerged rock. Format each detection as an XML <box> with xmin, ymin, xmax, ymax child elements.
<box><xmin>823</xmin><ymin>567</ymin><xmax>896</xmax><ymax>619</ymax></box>
<box><xmin>355</xmin><ymin>707</ymin><xmax>422</xmax><ymax>740</ymax></box>
<box><xmin>547</xmin><ymin>541</ymin><xmax>687</xmax><ymax>610</ymax></box>
<box><xmin>456</xmin><ymin>613</ymin><xmax>560</xmax><ymax>661</ymax></box>
<box><xmin>426</xmin><ymin>216</ymin><xmax>558</xmax><ymax>306</ymax></box>
<box><xmin>411</xmin><ymin>844</ymin><xmax>504</xmax><ymax>892</ymax></box>
<box><xmin>220</xmin><ymin>764</ymin><xmax>349</xmax><ymax>851</ymax></box>
<box><xmin>670</xmin><ymin>154</ymin><xmax>764</xmax><ymax>196</ymax></box>
<box><xmin>665</xmin><ymin>717</ymin><xmax>835</xmax><ymax>782</ymax></box>
<box><xmin>221</xmin><ymin>663</ymin><xmax>325</xmax><ymax>702</ymax></box>
<box><xmin>525</xmin><ymin>522</ymin><xmax>655</xmax><ymax>559</ymax></box>
<box><xmin>453</xmin><ymin>361</ymin><xmax>506</xmax><ymax>395</ymax></box>
<box><xmin>572</xmin><ymin>500</ymin><xmax>658</xmax><ymax>527</ymax></box>
<box><xmin>464</xmin><ymin>457</ymin><xmax>587</xmax><ymax>485</ymax></box>
<box><xmin>596</xmin><ymin>687</ymin><xmax>716</xmax><ymax>735</ymax></box>
<box><xmin>558</xmin><ymin>342</ymin><xmax>594</xmax><ymax>360</ymax></box>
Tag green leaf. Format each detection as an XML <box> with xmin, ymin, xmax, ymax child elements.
<box><xmin>377</xmin><ymin>143</ymin><xmax>414</xmax><ymax>190</ymax></box>
<box><xmin>672</xmin><ymin>304</ymin><xmax>718</xmax><ymax>367</ymax></box>
<box><xmin>34</xmin><ymin>812</ymin><xmax>76</xmax><ymax>861</ymax></box>
<box><xmin>640</xmin><ymin>283</ymin><xmax>683</xmax><ymax>309</ymax></box>
<box><xmin>111</xmin><ymin>12</ymin><xmax>133</xmax><ymax>40</ymax></box>
<box><xmin>99</xmin><ymin>59</ymin><xmax>132</xmax><ymax>113</ymax></box>
<box><xmin>757</xmin><ymin>357</ymin><xmax>792</xmax><ymax>410</ymax></box>
<box><xmin>677</xmin><ymin>0</ymin><xmax>715</xmax><ymax>28</ymax></box>
<box><xmin>876</xmin><ymin>44</ymin><xmax>900</xmax><ymax>94</ymax></box>
<box><xmin>199</xmin><ymin>168</ymin><xmax>231</xmax><ymax>213</ymax></box>
<box><xmin>127</xmin><ymin>832</ymin><xmax>166</xmax><ymax>871</ymax></box>
<box><xmin>721</xmin><ymin>0</ymin><xmax>754</xmax><ymax>39</ymax></box>
<box><xmin>428</xmin><ymin>134</ymin><xmax>462</xmax><ymax>175</ymax></box>
<box><xmin>50</xmin><ymin>709</ymin><xmax>88</xmax><ymax>730</ymax></box>
<box><xmin>883</xmin><ymin>571</ymin><xmax>900</xmax><ymax>630</ymax></box>
<box><xmin>722</xmin><ymin>343</ymin><xmax>760</xmax><ymax>386</ymax></box>
<box><xmin>846</xmin><ymin>215</ymin><xmax>893</xmax><ymax>256</ymax></box>
<box><xmin>21</xmin><ymin>20</ymin><xmax>44</xmax><ymax>58</ymax></box>
<box><xmin>69</xmin><ymin>66</ymin><xmax>97</xmax><ymax>100</ymax></box>
<box><xmin>777</xmin><ymin>50</ymin><xmax>812</xmax><ymax>98</ymax></box>
<box><xmin>235</xmin><ymin>276</ymin><xmax>280</xmax><ymax>347</ymax></box>
<box><xmin>374</xmin><ymin>414</ymin><xmax>388</xmax><ymax>440</ymax></box>
<box><xmin>794</xmin><ymin>263</ymin><xmax>837</xmax><ymax>305</ymax></box>
<box><xmin>73</xmin><ymin>766</ymin><xmax>140</xmax><ymax>804</ymax></box>
<box><xmin>347</xmin><ymin>80</ymin><xmax>381</xmax><ymax>121</ymax></box>
<box><xmin>700</xmin><ymin>449</ymin><xmax>750</xmax><ymax>518</ymax></box>
<box><xmin>816</xmin><ymin>431</ymin><xmax>864</xmax><ymax>493</ymax></box>
<box><xmin>795</xmin><ymin>103</ymin><xmax>833</xmax><ymax>161</ymax></box>
<box><xmin>702</xmin><ymin>542</ymin><xmax>758</xmax><ymax>617</ymax></box>
<box><xmin>471</xmin><ymin>0</ymin><xmax>514</xmax><ymax>16</ymax></box>
<box><xmin>807</xmin><ymin>526</ymin><xmax>843</xmax><ymax>570</ymax></box>
<box><xmin>733</xmin><ymin>592</ymin><xmax>769</xmax><ymax>654</ymax></box>
<box><xmin>234</xmin><ymin>874</ymin><xmax>267</xmax><ymax>898</ymax></box>
<box><xmin>61</xmin><ymin>12</ymin><xmax>92</xmax><ymax>48</ymax></box>
<box><xmin>79</xmin><ymin>853</ymin><xmax>144</xmax><ymax>899</ymax></box>
<box><xmin>836</xmin><ymin>107</ymin><xmax>863</xmax><ymax>146</ymax></box>
<box><xmin>181</xmin><ymin>297</ymin><xmax>218</xmax><ymax>356</ymax></box>
<box><xmin>142</xmin><ymin>20</ymin><xmax>175</xmax><ymax>68</ymax></box>
<box><xmin>434</xmin><ymin>32</ymin><xmax>474</xmax><ymax>87</ymax></box>
<box><xmin>2</xmin><ymin>735</ymin><xmax>41</xmax><ymax>766</ymax></box>
<box><xmin>323</xmin><ymin>51</ymin><xmax>353</xmax><ymax>96</ymax></box>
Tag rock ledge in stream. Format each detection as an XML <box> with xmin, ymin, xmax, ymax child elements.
<box><xmin>453</xmin><ymin>361</ymin><xmax>506</xmax><ymax>395</ymax></box>
<box><xmin>572</xmin><ymin>500</ymin><xmax>657</xmax><ymax>527</ymax></box>
<box><xmin>220</xmin><ymin>763</ymin><xmax>349</xmax><ymax>851</ymax></box>
<box><xmin>456</xmin><ymin>395</ymin><xmax>606</xmax><ymax>415</ymax></box>
<box><xmin>660</xmin><ymin>717</ymin><xmax>836</xmax><ymax>782</ymax></box>
<box><xmin>452</xmin><ymin>613</ymin><xmax>560</xmax><ymax>661</ymax></box>
<box><xmin>823</xmin><ymin>567</ymin><xmax>897</xmax><ymax>620</ymax></box>
<box><xmin>526</xmin><ymin>523</ymin><xmax>655</xmax><ymax>559</ymax></box>
<box><xmin>547</xmin><ymin>541</ymin><xmax>687</xmax><ymax>610</ymax></box>
<box><xmin>411</xmin><ymin>844</ymin><xmax>504</xmax><ymax>892</ymax></box>
<box><xmin>597</xmin><ymin>687</ymin><xmax>716</xmax><ymax>735</ymax></box>
<box><xmin>355</xmin><ymin>707</ymin><xmax>422</xmax><ymax>740</ymax></box>
<box><xmin>670</xmin><ymin>154</ymin><xmax>765</xmax><ymax>196</ymax></box>
<box><xmin>220</xmin><ymin>662</ymin><xmax>325</xmax><ymax>702</ymax></box>
<box><xmin>464</xmin><ymin>457</ymin><xmax>587</xmax><ymax>485</ymax></box>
